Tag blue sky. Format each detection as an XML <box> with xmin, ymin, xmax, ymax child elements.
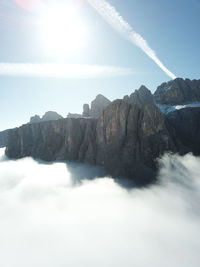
<box><xmin>0</xmin><ymin>0</ymin><xmax>200</xmax><ymax>130</ymax></box>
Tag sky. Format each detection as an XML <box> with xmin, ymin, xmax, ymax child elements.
<box><xmin>0</xmin><ymin>0</ymin><xmax>200</xmax><ymax>130</ymax></box>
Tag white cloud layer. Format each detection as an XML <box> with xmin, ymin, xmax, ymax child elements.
<box><xmin>87</xmin><ymin>0</ymin><xmax>177</xmax><ymax>80</ymax></box>
<box><xmin>0</xmin><ymin>63</ymin><xmax>134</xmax><ymax>79</ymax></box>
<box><xmin>0</xmin><ymin>148</ymin><xmax>200</xmax><ymax>267</ymax></box>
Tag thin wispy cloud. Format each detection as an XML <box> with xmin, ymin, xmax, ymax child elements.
<box><xmin>87</xmin><ymin>0</ymin><xmax>177</xmax><ymax>80</ymax></box>
<box><xmin>0</xmin><ymin>63</ymin><xmax>135</xmax><ymax>79</ymax></box>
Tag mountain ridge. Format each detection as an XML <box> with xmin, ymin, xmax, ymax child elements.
<box><xmin>2</xmin><ymin>77</ymin><xmax>200</xmax><ymax>185</ymax></box>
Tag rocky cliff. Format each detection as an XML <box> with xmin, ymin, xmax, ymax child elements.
<box><xmin>5</xmin><ymin>78</ymin><xmax>200</xmax><ymax>185</ymax></box>
<box><xmin>6</xmin><ymin>118</ymin><xmax>97</xmax><ymax>163</ymax></box>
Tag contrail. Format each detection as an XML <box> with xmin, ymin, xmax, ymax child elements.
<box><xmin>0</xmin><ymin>63</ymin><xmax>134</xmax><ymax>78</ymax></box>
<box><xmin>87</xmin><ymin>0</ymin><xmax>177</xmax><ymax>80</ymax></box>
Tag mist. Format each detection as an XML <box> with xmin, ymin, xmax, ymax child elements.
<box><xmin>0</xmin><ymin>148</ymin><xmax>200</xmax><ymax>267</ymax></box>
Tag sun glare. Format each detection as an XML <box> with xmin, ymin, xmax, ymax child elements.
<box><xmin>39</xmin><ymin>4</ymin><xmax>88</xmax><ymax>57</ymax></box>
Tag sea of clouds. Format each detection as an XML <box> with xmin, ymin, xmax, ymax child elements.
<box><xmin>0</xmin><ymin>148</ymin><xmax>200</xmax><ymax>267</ymax></box>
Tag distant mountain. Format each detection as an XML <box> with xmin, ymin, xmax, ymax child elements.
<box><xmin>154</xmin><ymin>78</ymin><xmax>200</xmax><ymax>105</ymax></box>
<box><xmin>4</xmin><ymin>78</ymin><xmax>200</xmax><ymax>185</ymax></box>
<box><xmin>29</xmin><ymin>95</ymin><xmax>111</xmax><ymax>123</ymax></box>
<box><xmin>67</xmin><ymin>113</ymin><xmax>82</xmax><ymax>119</ymax></box>
<box><xmin>30</xmin><ymin>111</ymin><xmax>63</xmax><ymax>124</ymax></box>
<box><xmin>82</xmin><ymin>94</ymin><xmax>111</xmax><ymax>118</ymax></box>
<box><xmin>30</xmin><ymin>115</ymin><xmax>41</xmax><ymax>124</ymax></box>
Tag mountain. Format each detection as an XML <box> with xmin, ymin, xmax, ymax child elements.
<box><xmin>4</xmin><ymin>78</ymin><xmax>200</xmax><ymax>185</ymax></box>
<box><xmin>29</xmin><ymin>95</ymin><xmax>111</xmax><ymax>123</ymax></box>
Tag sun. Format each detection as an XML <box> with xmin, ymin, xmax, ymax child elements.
<box><xmin>39</xmin><ymin>3</ymin><xmax>88</xmax><ymax>57</ymax></box>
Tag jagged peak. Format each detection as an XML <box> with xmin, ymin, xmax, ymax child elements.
<box><xmin>138</xmin><ymin>85</ymin><xmax>150</xmax><ymax>92</ymax></box>
<box><xmin>93</xmin><ymin>94</ymin><xmax>111</xmax><ymax>103</ymax></box>
<box><xmin>154</xmin><ymin>78</ymin><xmax>200</xmax><ymax>105</ymax></box>
<box><xmin>155</xmin><ymin>78</ymin><xmax>200</xmax><ymax>93</ymax></box>
<box><xmin>124</xmin><ymin>85</ymin><xmax>154</xmax><ymax>107</ymax></box>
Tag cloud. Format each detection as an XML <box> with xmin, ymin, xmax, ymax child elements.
<box><xmin>87</xmin><ymin>0</ymin><xmax>177</xmax><ymax>80</ymax></box>
<box><xmin>0</xmin><ymin>63</ymin><xmax>135</xmax><ymax>79</ymax></box>
<box><xmin>0</xmin><ymin>148</ymin><xmax>200</xmax><ymax>267</ymax></box>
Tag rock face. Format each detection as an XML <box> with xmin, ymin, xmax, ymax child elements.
<box><xmin>154</xmin><ymin>78</ymin><xmax>200</xmax><ymax>105</ymax></box>
<box><xmin>0</xmin><ymin>129</ymin><xmax>12</xmax><ymax>148</ymax></box>
<box><xmin>6</xmin><ymin>118</ymin><xmax>97</xmax><ymax>163</ymax></box>
<box><xmin>82</xmin><ymin>94</ymin><xmax>111</xmax><ymax>118</ymax></box>
<box><xmin>5</xmin><ymin>78</ymin><xmax>200</xmax><ymax>185</ymax></box>
<box><xmin>95</xmin><ymin>95</ymin><xmax>175</xmax><ymax>184</ymax></box>
<box><xmin>166</xmin><ymin>107</ymin><xmax>200</xmax><ymax>155</ymax></box>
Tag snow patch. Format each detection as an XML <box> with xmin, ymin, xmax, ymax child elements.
<box><xmin>157</xmin><ymin>102</ymin><xmax>200</xmax><ymax>114</ymax></box>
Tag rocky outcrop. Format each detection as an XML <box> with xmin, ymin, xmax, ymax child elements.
<box><xmin>154</xmin><ymin>78</ymin><xmax>200</xmax><ymax>105</ymax></box>
<box><xmin>82</xmin><ymin>94</ymin><xmax>111</xmax><ymax>118</ymax></box>
<box><xmin>5</xmin><ymin>79</ymin><xmax>200</xmax><ymax>185</ymax></box>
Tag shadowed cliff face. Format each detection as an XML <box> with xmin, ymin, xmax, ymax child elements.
<box><xmin>6</xmin><ymin>118</ymin><xmax>97</xmax><ymax>164</ymax></box>
<box><xmin>96</xmin><ymin>98</ymin><xmax>176</xmax><ymax>184</ymax></box>
<box><xmin>166</xmin><ymin>107</ymin><xmax>200</xmax><ymax>155</ymax></box>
